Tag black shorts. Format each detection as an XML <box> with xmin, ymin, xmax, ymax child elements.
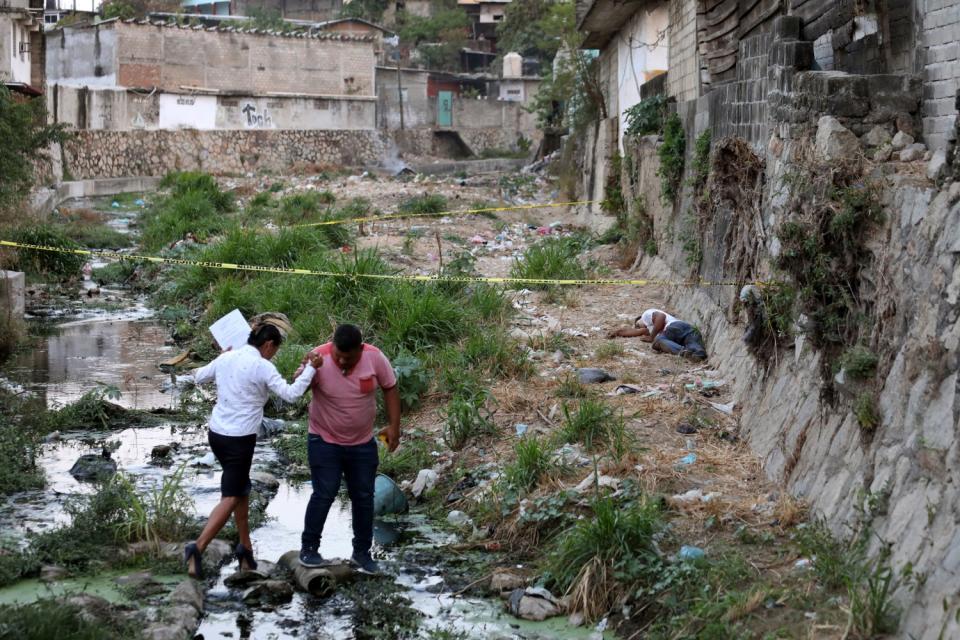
<box><xmin>208</xmin><ymin>431</ymin><xmax>257</xmax><ymax>498</ymax></box>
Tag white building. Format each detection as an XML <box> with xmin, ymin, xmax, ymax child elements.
<box><xmin>0</xmin><ymin>0</ymin><xmax>44</xmax><ymax>93</ymax></box>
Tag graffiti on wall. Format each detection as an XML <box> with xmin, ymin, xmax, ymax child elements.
<box><xmin>241</xmin><ymin>102</ymin><xmax>274</xmax><ymax>129</ymax></box>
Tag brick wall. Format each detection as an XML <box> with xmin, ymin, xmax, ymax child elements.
<box><xmin>920</xmin><ymin>0</ymin><xmax>960</xmax><ymax>152</ymax></box>
<box><xmin>106</xmin><ymin>21</ymin><xmax>375</xmax><ymax>96</ymax></box>
<box><xmin>62</xmin><ymin>129</ymin><xmax>386</xmax><ymax>178</ymax></box>
<box><xmin>667</xmin><ymin>0</ymin><xmax>699</xmax><ymax>101</ymax></box>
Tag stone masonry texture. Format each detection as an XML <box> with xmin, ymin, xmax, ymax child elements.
<box><xmin>62</xmin><ymin>129</ymin><xmax>387</xmax><ymax>179</ymax></box>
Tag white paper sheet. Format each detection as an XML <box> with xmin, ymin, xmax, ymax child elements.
<box><xmin>209</xmin><ymin>309</ymin><xmax>250</xmax><ymax>352</ymax></box>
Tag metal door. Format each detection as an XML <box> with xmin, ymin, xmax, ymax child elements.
<box><xmin>437</xmin><ymin>91</ymin><xmax>453</xmax><ymax>127</ymax></box>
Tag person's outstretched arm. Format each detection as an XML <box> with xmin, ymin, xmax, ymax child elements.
<box><xmin>264</xmin><ymin>351</ymin><xmax>321</xmax><ymax>402</ymax></box>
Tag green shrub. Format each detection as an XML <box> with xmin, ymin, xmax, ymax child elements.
<box><xmin>855</xmin><ymin>392</ymin><xmax>880</xmax><ymax>430</ymax></box>
<box><xmin>9</xmin><ymin>225</ymin><xmax>85</xmax><ymax>278</ymax></box>
<box><xmin>392</xmin><ymin>352</ymin><xmax>431</xmax><ymax>411</ymax></box>
<box><xmin>160</xmin><ymin>171</ymin><xmax>234</xmax><ymax>212</ymax></box>
<box><xmin>0</xmin><ymin>599</ymin><xmax>141</xmax><ymax>640</ymax></box>
<box><xmin>504</xmin><ymin>436</ymin><xmax>557</xmax><ymax>494</ymax></box>
<box><xmin>114</xmin><ymin>463</ymin><xmax>195</xmax><ymax>547</ymax></box>
<box><xmin>511</xmin><ymin>237</ymin><xmax>586</xmax><ymax>290</ymax></box>
<box><xmin>840</xmin><ymin>346</ymin><xmax>879</xmax><ymax>380</ymax></box>
<box><xmin>442</xmin><ymin>387</ymin><xmax>497</xmax><ymax>450</ymax></box>
<box><xmin>140</xmin><ymin>186</ymin><xmax>235</xmax><ymax>251</ymax></box>
<box><xmin>61</xmin><ymin>221</ymin><xmax>131</xmax><ymax>249</ymax></box>
<box><xmin>398</xmin><ymin>194</ymin><xmax>448</xmax><ymax>215</ymax></box>
<box><xmin>93</xmin><ymin>260</ymin><xmax>138</xmax><ymax>285</ymax></box>
<box><xmin>545</xmin><ymin>495</ymin><xmax>667</xmax><ymax>620</ymax></box>
<box><xmin>277</xmin><ymin>191</ymin><xmax>328</xmax><ymax>224</ymax></box>
<box><xmin>378</xmin><ymin>430</ymin><xmax>434</xmax><ymax>481</ymax></box>
<box><xmin>658</xmin><ymin>113</ymin><xmax>686</xmax><ymax>205</ymax></box>
<box><xmin>624</xmin><ymin>95</ymin><xmax>667</xmax><ymax>138</ymax></box>
<box><xmin>0</xmin><ymin>390</ymin><xmax>45</xmax><ymax>495</ymax></box>
<box><xmin>559</xmin><ymin>399</ymin><xmax>630</xmax><ymax>458</ymax></box>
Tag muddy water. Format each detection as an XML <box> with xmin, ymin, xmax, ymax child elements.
<box><xmin>7</xmin><ymin>318</ymin><xmax>177</xmax><ymax>411</ymax></box>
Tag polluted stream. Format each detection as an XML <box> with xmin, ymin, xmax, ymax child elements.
<box><xmin>1</xmin><ymin>294</ymin><xmax>607</xmax><ymax>639</ymax></box>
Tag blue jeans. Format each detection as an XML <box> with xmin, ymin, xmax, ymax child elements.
<box><xmin>654</xmin><ymin>321</ymin><xmax>707</xmax><ymax>360</ymax></box>
<box><xmin>301</xmin><ymin>434</ymin><xmax>378</xmax><ymax>556</ymax></box>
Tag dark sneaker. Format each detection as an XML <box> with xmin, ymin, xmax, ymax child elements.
<box><xmin>299</xmin><ymin>546</ymin><xmax>326</xmax><ymax>568</ymax></box>
<box><xmin>351</xmin><ymin>552</ymin><xmax>381</xmax><ymax>575</ymax></box>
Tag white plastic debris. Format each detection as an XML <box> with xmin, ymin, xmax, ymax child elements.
<box><xmin>192</xmin><ymin>452</ymin><xmax>216</xmax><ymax>467</ymax></box>
<box><xmin>446</xmin><ymin>510</ymin><xmax>473</xmax><ymax>528</ymax></box>
<box><xmin>411</xmin><ymin>469</ymin><xmax>438</xmax><ymax>498</ymax></box>
<box><xmin>574</xmin><ymin>472</ymin><xmax>621</xmax><ymax>494</ymax></box>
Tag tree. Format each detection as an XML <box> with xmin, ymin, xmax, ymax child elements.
<box><xmin>340</xmin><ymin>0</ymin><xmax>391</xmax><ymax>22</ymax></box>
<box><xmin>100</xmin><ymin>0</ymin><xmax>179</xmax><ymax>20</ymax></box>
<box><xmin>0</xmin><ymin>87</ymin><xmax>68</xmax><ymax>221</ymax></box>
<box><xmin>496</xmin><ymin>0</ymin><xmax>572</xmax><ymax>66</ymax></box>
<box><xmin>397</xmin><ymin>0</ymin><xmax>469</xmax><ymax>71</ymax></box>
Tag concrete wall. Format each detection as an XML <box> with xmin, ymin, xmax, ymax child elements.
<box><xmin>62</xmin><ymin>129</ymin><xmax>387</xmax><ymax>178</ymax></box>
<box><xmin>49</xmin><ymin>85</ymin><xmax>377</xmax><ymax>131</ymax></box>
<box><xmin>615</xmin><ymin>1</ymin><xmax>668</xmax><ymax>150</ymax></box>
<box><xmin>376</xmin><ymin>67</ymin><xmax>433</xmax><ymax>129</ymax></box>
<box><xmin>1</xmin><ymin>13</ymin><xmax>38</xmax><ymax>84</ymax></box>
<box><xmin>49</xmin><ymin>20</ymin><xmax>376</xmax><ymax>97</ymax></box>
<box><xmin>46</xmin><ymin>22</ymin><xmax>118</xmax><ymax>86</ymax></box>
<box><xmin>666</xmin><ymin>0</ymin><xmax>698</xmax><ymax>102</ymax></box>
<box><xmin>600</xmin><ymin>15</ymin><xmax>960</xmax><ymax>638</ymax></box>
<box><xmin>920</xmin><ymin>0</ymin><xmax>960</xmax><ymax>152</ymax></box>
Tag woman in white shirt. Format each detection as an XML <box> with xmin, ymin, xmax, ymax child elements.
<box><xmin>184</xmin><ymin>318</ymin><xmax>321</xmax><ymax>579</ymax></box>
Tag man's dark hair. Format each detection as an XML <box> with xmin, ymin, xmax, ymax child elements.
<box><xmin>333</xmin><ymin>324</ymin><xmax>363</xmax><ymax>352</ymax></box>
<box><xmin>248</xmin><ymin>324</ymin><xmax>283</xmax><ymax>348</ymax></box>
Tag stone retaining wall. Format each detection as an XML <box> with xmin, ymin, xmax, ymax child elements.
<box><xmin>63</xmin><ymin>129</ymin><xmax>387</xmax><ymax>178</ymax></box>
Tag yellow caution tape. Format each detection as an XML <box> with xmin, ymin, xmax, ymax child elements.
<box><xmin>293</xmin><ymin>200</ymin><xmax>597</xmax><ymax>227</ymax></box>
<box><xmin>0</xmin><ymin>239</ymin><xmax>760</xmax><ymax>287</ymax></box>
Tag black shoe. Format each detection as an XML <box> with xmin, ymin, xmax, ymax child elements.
<box><xmin>299</xmin><ymin>546</ymin><xmax>326</xmax><ymax>568</ymax></box>
<box><xmin>184</xmin><ymin>542</ymin><xmax>204</xmax><ymax>580</ymax></box>
<box><xmin>351</xmin><ymin>551</ymin><xmax>381</xmax><ymax>575</ymax></box>
<box><xmin>235</xmin><ymin>543</ymin><xmax>258</xmax><ymax>571</ymax></box>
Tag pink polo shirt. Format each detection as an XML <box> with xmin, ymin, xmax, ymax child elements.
<box><xmin>306</xmin><ymin>342</ymin><xmax>397</xmax><ymax>446</ymax></box>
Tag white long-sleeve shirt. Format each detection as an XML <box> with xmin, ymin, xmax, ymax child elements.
<box><xmin>191</xmin><ymin>344</ymin><xmax>315</xmax><ymax>437</ymax></box>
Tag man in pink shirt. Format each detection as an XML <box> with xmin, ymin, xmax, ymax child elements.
<box><xmin>297</xmin><ymin>324</ymin><xmax>401</xmax><ymax>574</ymax></box>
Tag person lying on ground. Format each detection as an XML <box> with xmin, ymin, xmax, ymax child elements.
<box><xmin>608</xmin><ymin>308</ymin><xmax>708</xmax><ymax>361</ymax></box>
<box><xmin>183</xmin><ymin>314</ymin><xmax>322</xmax><ymax>579</ymax></box>
<box><xmin>295</xmin><ymin>323</ymin><xmax>401</xmax><ymax>576</ymax></box>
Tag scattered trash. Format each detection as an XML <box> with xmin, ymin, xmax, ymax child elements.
<box><xmin>411</xmin><ymin>469</ymin><xmax>438</xmax><ymax>498</ymax></box>
<box><xmin>684</xmin><ymin>379</ymin><xmax>725</xmax><ymax>397</ymax></box>
<box><xmin>193</xmin><ymin>451</ymin><xmax>216</xmax><ymax>467</ymax></box>
<box><xmin>507</xmin><ymin>587</ymin><xmax>563</xmax><ymax>621</ymax></box>
<box><xmin>678</xmin><ymin>546</ymin><xmax>705</xmax><ymax>562</ymax></box>
<box><xmin>469</xmin><ymin>234</ymin><xmax>487</xmax><ymax>245</ymax></box>
<box><xmin>574</xmin><ymin>472</ymin><xmax>620</xmax><ymax>494</ymax></box>
<box><xmin>111</xmin><ymin>201</ymin><xmax>120</xmax><ymax>208</ymax></box>
<box><xmin>374</xmin><ymin>474</ymin><xmax>408</xmax><ymax>516</ymax></box>
<box><xmin>258</xmin><ymin>417</ymin><xmax>287</xmax><ymax>438</ymax></box>
<box><xmin>708</xmin><ymin>401</ymin><xmax>735</xmax><ymax>415</ymax></box>
<box><xmin>134</xmin><ymin>198</ymin><xmax>146</xmax><ymax>206</ymax></box>
<box><xmin>610</xmin><ymin>384</ymin><xmax>643</xmax><ymax>395</ymax></box>
<box><xmin>794</xmin><ymin>558</ymin><xmax>812</xmax><ymax>570</ymax></box>
<box><xmin>552</xmin><ymin>443</ymin><xmax>591</xmax><ymax>467</ymax></box>
<box><xmin>676</xmin><ymin>453</ymin><xmax>697</xmax><ymax>466</ymax></box>
<box><xmin>576</xmin><ymin>368</ymin><xmax>616</xmax><ymax>384</ymax></box>
<box><xmin>446</xmin><ymin>510</ymin><xmax>473</xmax><ymax>528</ymax></box>
<box><xmin>676</xmin><ymin>423</ymin><xmax>697</xmax><ymax>434</ymax></box>
<box><xmin>671</xmin><ymin>488</ymin><xmax>720</xmax><ymax>504</ymax></box>
<box><xmin>514</xmin><ymin>423</ymin><xmax>529</xmax><ymax>437</ymax></box>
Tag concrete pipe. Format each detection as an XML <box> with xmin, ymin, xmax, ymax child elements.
<box><xmin>278</xmin><ymin>550</ymin><xmax>355</xmax><ymax>597</ymax></box>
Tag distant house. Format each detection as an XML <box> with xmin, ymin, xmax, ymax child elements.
<box><xmin>180</xmin><ymin>0</ymin><xmax>343</xmax><ymax>21</ymax></box>
<box><xmin>0</xmin><ymin>0</ymin><xmax>44</xmax><ymax>94</ymax></box>
<box><xmin>46</xmin><ymin>18</ymin><xmax>378</xmax><ymax>131</ymax></box>
<box><xmin>458</xmin><ymin>0</ymin><xmax>509</xmax><ymax>43</ymax></box>
<box><xmin>42</xmin><ymin>0</ymin><xmax>98</xmax><ymax>32</ymax></box>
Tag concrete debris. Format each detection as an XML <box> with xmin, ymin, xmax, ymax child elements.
<box><xmin>899</xmin><ymin>143</ymin><xmax>927</xmax><ymax>162</ymax></box>
<box><xmin>491</xmin><ymin>571</ymin><xmax>526</xmax><ymax>594</ymax></box>
<box><xmin>927</xmin><ymin>150</ymin><xmax>947</xmax><ymax>182</ymax></box>
<box><xmin>411</xmin><ymin>469</ymin><xmax>438</xmax><ymax>498</ymax></box>
<box><xmin>242</xmin><ymin>580</ymin><xmax>294</xmax><ymax>605</ymax></box>
<box><xmin>250</xmin><ymin>471</ymin><xmax>280</xmax><ymax>493</ymax></box>
<box><xmin>815</xmin><ymin>116</ymin><xmax>860</xmax><ymax>162</ymax></box>
<box><xmin>891</xmin><ymin>130</ymin><xmax>914</xmax><ymax>150</ymax></box>
<box><xmin>861</xmin><ymin>125</ymin><xmax>892</xmax><ymax>148</ymax></box>
<box><xmin>507</xmin><ymin>586</ymin><xmax>563</xmax><ymax>621</ymax></box>
<box><xmin>69</xmin><ymin>453</ymin><xmax>118</xmax><ymax>481</ymax></box>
